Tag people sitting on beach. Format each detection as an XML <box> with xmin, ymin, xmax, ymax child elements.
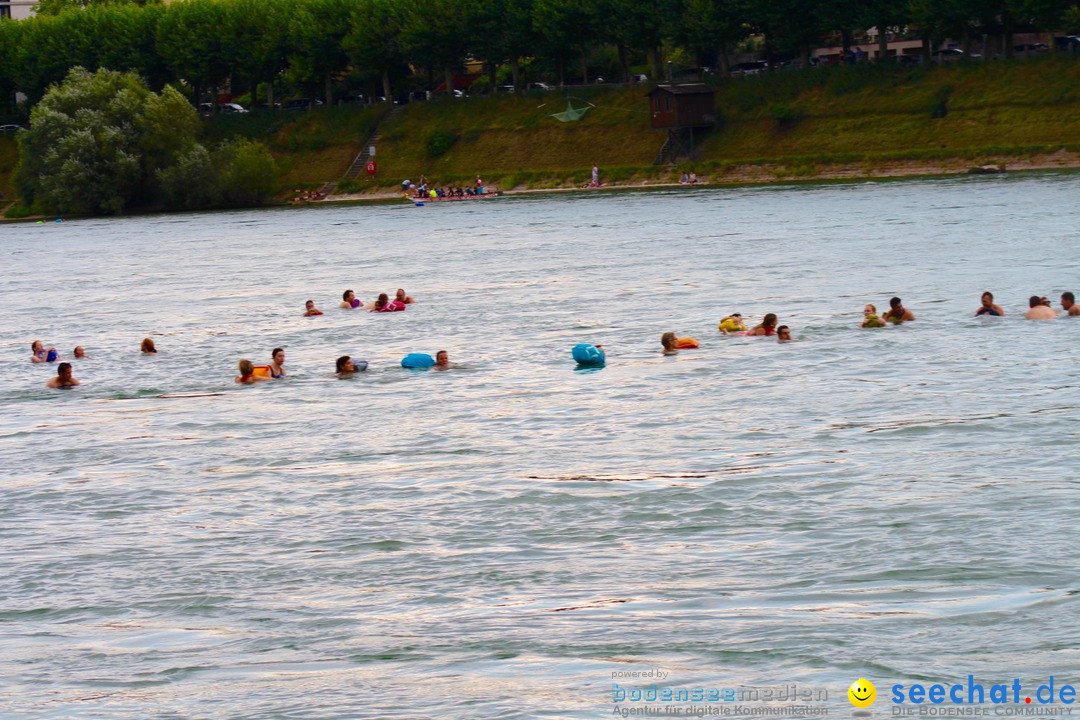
<box><xmin>883</xmin><ymin>297</ymin><xmax>915</xmax><ymax>324</ymax></box>
<box><xmin>465</xmin><ymin>187</ymin><xmax>475</xmax><ymax>196</ymax></box>
<box><xmin>268</xmin><ymin>348</ymin><xmax>285</xmax><ymax>378</ymax></box>
<box><xmin>304</xmin><ymin>300</ymin><xmax>324</xmax><ymax>316</ymax></box>
<box><xmin>31</xmin><ymin>340</ymin><xmax>59</xmax><ymax>363</ymax></box>
<box><xmin>777</xmin><ymin>326</ymin><xmax>792</xmax><ymax>343</ymax></box>
<box><xmin>395</xmin><ymin>288</ymin><xmax>415</xmax><ymax>305</ymax></box>
<box><xmin>434</xmin><ymin>350</ymin><xmax>451</xmax><ymax>369</ymax></box>
<box><xmin>141</xmin><ymin>338</ymin><xmax>157</xmax><ymax>354</ymax></box>
<box><xmin>747</xmin><ymin>313</ymin><xmax>779</xmax><ymax>336</ymax></box>
<box><xmin>975</xmin><ymin>291</ymin><xmax>1004</xmax><ymax>317</ymax></box>
<box><xmin>371</xmin><ymin>293</ymin><xmax>406</xmax><ymax>312</ymax></box>
<box><xmin>1061</xmin><ymin>292</ymin><xmax>1080</xmax><ymax>316</ymax></box>
<box><xmin>679</xmin><ymin>172</ymin><xmax>689</xmax><ymax>184</ymax></box>
<box><xmin>718</xmin><ymin>314</ymin><xmax>746</xmax><ymax>334</ymax></box>
<box><xmin>1025</xmin><ymin>295</ymin><xmax>1057</xmax><ymax>319</ymax></box>
<box><xmin>340</xmin><ymin>290</ymin><xmax>360</xmax><ymax>309</ymax></box>
<box><xmin>46</xmin><ymin>362</ymin><xmax>79</xmax><ymax>388</ymax></box>
<box><xmin>861</xmin><ymin>304</ymin><xmax>886</xmax><ymax>328</ymax></box>
<box><xmin>235</xmin><ymin>359</ymin><xmax>269</xmax><ymax>384</ymax></box>
<box><xmin>688</xmin><ymin>171</ymin><xmax>698</xmax><ymax>183</ymax></box>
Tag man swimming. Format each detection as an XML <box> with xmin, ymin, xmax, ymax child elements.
<box><xmin>434</xmin><ymin>350</ymin><xmax>451</xmax><ymax>369</ymax></box>
<box><xmin>304</xmin><ymin>300</ymin><xmax>324</xmax><ymax>316</ymax></box>
<box><xmin>73</xmin><ymin>346</ymin><xmax>86</xmax><ymax>359</ymax></box>
<box><xmin>883</xmin><ymin>297</ymin><xmax>915</xmax><ymax>324</ymax></box>
<box><xmin>46</xmin><ymin>362</ymin><xmax>80</xmax><ymax>388</ymax></box>
<box><xmin>340</xmin><ymin>290</ymin><xmax>359</xmax><ymax>309</ymax></box>
<box><xmin>395</xmin><ymin>288</ymin><xmax>415</xmax><ymax>304</ymax></box>
<box><xmin>1061</xmin><ymin>292</ymin><xmax>1080</xmax><ymax>317</ymax></box>
<box><xmin>776</xmin><ymin>326</ymin><xmax>792</xmax><ymax>343</ymax></box>
<box><xmin>1025</xmin><ymin>295</ymin><xmax>1057</xmax><ymax>320</ymax></box>
<box><xmin>975</xmin><ymin>291</ymin><xmax>1004</xmax><ymax>317</ymax></box>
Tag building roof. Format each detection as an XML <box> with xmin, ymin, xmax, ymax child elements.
<box><xmin>646</xmin><ymin>84</ymin><xmax>715</xmax><ymax>97</ymax></box>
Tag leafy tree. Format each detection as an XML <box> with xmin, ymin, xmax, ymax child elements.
<box><xmin>14</xmin><ymin>66</ymin><xmax>199</xmax><ymax>214</ymax></box>
<box><xmin>222</xmin><ymin>0</ymin><xmax>290</xmax><ymax>106</ymax></box>
<box><xmin>34</xmin><ymin>0</ymin><xmax>161</xmax><ymax>16</ymax></box>
<box><xmin>533</xmin><ymin>0</ymin><xmax>601</xmax><ymax>85</ymax></box>
<box><xmin>670</xmin><ymin>0</ymin><xmax>748</xmax><ymax>73</ymax></box>
<box><xmin>217</xmin><ymin>137</ymin><xmax>278</xmax><ymax>206</ymax></box>
<box><xmin>289</xmin><ymin>0</ymin><xmax>356</xmax><ymax>106</ymax></box>
<box><xmin>344</xmin><ymin>0</ymin><xmax>407</xmax><ymax>102</ymax></box>
<box><xmin>156</xmin><ymin>0</ymin><xmax>230</xmax><ymax>106</ymax></box>
<box><xmin>402</xmin><ymin>0</ymin><xmax>469</xmax><ymax>97</ymax></box>
<box><xmin>158</xmin><ymin>143</ymin><xmax>218</xmax><ymax>209</ymax></box>
<box><xmin>14</xmin><ymin>13</ymin><xmax>98</xmax><ymax>104</ymax></box>
<box><xmin>0</xmin><ymin>20</ymin><xmax>21</xmax><ymax>110</ymax></box>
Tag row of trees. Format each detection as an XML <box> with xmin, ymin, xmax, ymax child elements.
<box><xmin>1</xmin><ymin>0</ymin><xmax>1078</xmax><ymax>112</ymax></box>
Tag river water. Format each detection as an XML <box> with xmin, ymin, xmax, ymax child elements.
<box><xmin>2</xmin><ymin>173</ymin><xmax>1080</xmax><ymax>719</ymax></box>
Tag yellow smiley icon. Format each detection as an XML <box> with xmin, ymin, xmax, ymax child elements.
<box><xmin>848</xmin><ymin>678</ymin><xmax>876</xmax><ymax>708</ymax></box>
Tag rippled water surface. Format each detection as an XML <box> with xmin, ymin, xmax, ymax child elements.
<box><xmin>3</xmin><ymin>174</ymin><xmax>1080</xmax><ymax>719</ymax></box>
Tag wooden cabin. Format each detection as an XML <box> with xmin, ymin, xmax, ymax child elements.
<box><xmin>647</xmin><ymin>84</ymin><xmax>717</xmax><ymax>129</ymax></box>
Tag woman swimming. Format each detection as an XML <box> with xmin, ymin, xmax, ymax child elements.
<box><xmin>268</xmin><ymin>348</ymin><xmax>285</xmax><ymax>378</ymax></box>
<box><xmin>661</xmin><ymin>332</ymin><xmax>679</xmax><ymax>353</ymax></box>
<box><xmin>861</xmin><ymin>304</ymin><xmax>886</xmax><ymax>328</ymax></box>
<box><xmin>371</xmin><ymin>293</ymin><xmax>406</xmax><ymax>312</ymax></box>
<box><xmin>718</xmin><ymin>314</ymin><xmax>746</xmax><ymax>334</ymax></box>
<box><xmin>747</xmin><ymin>313</ymin><xmax>778</xmax><ymax>336</ymax></box>
<box><xmin>236</xmin><ymin>359</ymin><xmax>269</xmax><ymax>384</ymax></box>
<box><xmin>31</xmin><ymin>340</ymin><xmax>58</xmax><ymax>363</ymax></box>
<box><xmin>141</xmin><ymin>338</ymin><xmax>157</xmax><ymax>354</ymax></box>
<box><xmin>304</xmin><ymin>300</ymin><xmax>324</xmax><ymax>316</ymax></box>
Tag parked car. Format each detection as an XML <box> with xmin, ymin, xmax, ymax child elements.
<box><xmin>632</xmin><ymin>74</ymin><xmax>649</xmax><ymax>83</ymax></box>
<box><xmin>218</xmin><ymin>102</ymin><xmax>248</xmax><ymax>114</ymax></box>
<box><xmin>730</xmin><ymin>61</ymin><xmax>768</xmax><ymax>76</ymax></box>
<box><xmin>0</xmin><ymin>123</ymin><xmax>26</xmax><ymax>133</ymax></box>
<box><xmin>1053</xmin><ymin>35</ymin><xmax>1080</xmax><ymax>51</ymax></box>
<box><xmin>499</xmin><ymin>84</ymin><xmax>517</xmax><ymax>93</ymax></box>
<box><xmin>529</xmin><ymin>82</ymin><xmax>554</xmax><ymax>91</ymax></box>
<box><xmin>336</xmin><ymin>94</ymin><xmax>366</xmax><ymax>106</ymax></box>
<box><xmin>931</xmin><ymin>48</ymin><xmax>977</xmax><ymax>61</ymax></box>
<box><xmin>283</xmin><ymin>98</ymin><xmax>322</xmax><ymax>111</ymax></box>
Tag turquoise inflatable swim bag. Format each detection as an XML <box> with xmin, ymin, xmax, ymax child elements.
<box><xmin>572</xmin><ymin>343</ymin><xmax>605</xmax><ymax>366</ymax></box>
<box><xmin>401</xmin><ymin>353</ymin><xmax>435</xmax><ymax>369</ymax></box>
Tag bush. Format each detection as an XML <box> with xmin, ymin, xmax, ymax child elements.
<box><xmin>217</xmin><ymin>138</ymin><xmax>279</xmax><ymax>206</ymax></box>
<box><xmin>767</xmin><ymin>102</ymin><xmax>800</xmax><ymax>128</ymax></box>
<box><xmin>425</xmin><ymin>129</ymin><xmax>457</xmax><ymax>158</ymax></box>
<box><xmin>158</xmin><ymin>144</ymin><xmax>219</xmax><ymax>210</ymax></box>
<box><xmin>3</xmin><ymin>202</ymin><xmax>31</xmax><ymax>219</ymax></box>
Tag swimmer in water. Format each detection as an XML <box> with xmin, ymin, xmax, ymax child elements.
<box><xmin>718</xmin><ymin>313</ymin><xmax>746</xmax><ymax>334</ymax></box>
<box><xmin>777</xmin><ymin>325</ymin><xmax>792</xmax><ymax>343</ymax></box>
<box><xmin>1062</xmin><ymin>292</ymin><xmax>1080</xmax><ymax>316</ymax></box>
<box><xmin>46</xmin><ymin>362</ymin><xmax>79</xmax><ymax>388</ymax></box>
<box><xmin>747</xmin><ymin>313</ymin><xmax>778</xmax><ymax>336</ymax></box>
<box><xmin>340</xmin><ymin>290</ymin><xmax>359</xmax><ymax>309</ymax></box>
<box><xmin>660</xmin><ymin>332</ymin><xmax>680</xmax><ymax>354</ymax></box>
<box><xmin>268</xmin><ymin>348</ymin><xmax>285</xmax><ymax>378</ymax></box>
<box><xmin>236</xmin><ymin>358</ymin><xmax>269</xmax><ymax>384</ymax></box>
<box><xmin>336</xmin><ymin>355</ymin><xmax>358</xmax><ymax>376</ymax></box>
<box><xmin>861</xmin><ymin>304</ymin><xmax>886</xmax><ymax>328</ymax></box>
<box><xmin>141</xmin><ymin>338</ymin><xmax>157</xmax><ymax>354</ymax></box>
<box><xmin>304</xmin><ymin>300</ymin><xmax>324</xmax><ymax>316</ymax></box>
<box><xmin>434</xmin><ymin>350</ymin><xmax>450</xmax><ymax>369</ymax></box>
<box><xmin>73</xmin><ymin>346</ymin><xmax>86</xmax><ymax>359</ymax></box>
<box><xmin>371</xmin><ymin>293</ymin><xmax>405</xmax><ymax>312</ymax></box>
<box><xmin>1025</xmin><ymin>295</ymin><xmax>1057</xmax><ymax>320</ymax></box>
<box><xmin>395</xmin><ymin>288</ymin><xmax>415</xmax><ymax>304</ymax></box>
<box><xmin>31</xmin><ymin>340</ymin><xmax>58</xmax><ymax>363</ymax></box>
<box><xmin>883</xmin><ymin>297</ymin><xmax>915</xmax><ymax>324</ymax></box>
<box><xmin>975</xmin><ymin>291</ymin><xmax>1004</xmax><ymax>317</ymax></box>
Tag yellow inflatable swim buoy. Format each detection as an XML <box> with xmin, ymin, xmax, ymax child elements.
<box><xmin>862</xmin><ymin>314</ymin><xmax>886</xmax><ymax>328</ymax></box>
<box><xmin>719</xmin><ymin>318</ymin><xmax>746</xmax><ymax>333</ymax></box>
<box><xmin>676</xmin><ymin>337</ymin><xmax>699</xmax><ymax>349</ymax></box>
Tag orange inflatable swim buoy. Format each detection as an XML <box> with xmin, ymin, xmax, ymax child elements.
<box><xmin>252</xmin><ymin>365</ymin><xmax>272</xmax><ymax>378</ymax></box>
<box><xmin>676</xmin><ymin>337</ymin><xmax>699</xmax><ymax>349</ymax></box>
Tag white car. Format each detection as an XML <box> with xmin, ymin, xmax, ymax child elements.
<box><xmin>219</xmin><ymin>103</ymin><xmax>248</xmax><ymax>113</ymax></box>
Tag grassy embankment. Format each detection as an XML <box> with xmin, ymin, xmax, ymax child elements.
<box><xmin>1</xmin><ymin>56</ymin><xmax>1078</xmax><ymax>208</ymax></box>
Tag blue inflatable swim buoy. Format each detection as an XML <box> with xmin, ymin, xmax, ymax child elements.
<box><xmin>354</xmin><ymin>360</ymin><xmax>369</xmax><ymax>371</ymax></box>
<box><xmin>572</xmin><ymin>343</ymin><xmax>605</xmax><ymax>366</ymax></box>
<box><xmin>401</xmin><ymin>353</ymin><xmax>435</xmax><ymax>369</ymax></box>
<box><xmin>46</xmin><ymin>349</ymin><xmax>59</xmax><ymax>362</ymax></box>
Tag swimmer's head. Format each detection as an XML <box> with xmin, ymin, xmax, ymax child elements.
<box><xmin>73</xmin><ymin>346</ymin><xmax>85</xmax><ymax>359</ymax></box>
<box><xmin>395</xmin><ymin>288</ymin><xmax>406</xmax><ymax>300</ymax></box>
<box><xmin>777</xmin><ymin>326</ymin><xmax>791</xmax><ymax>342</ymax></box>
<box><xmin>336</xmin><ymin>355</ymin><xmax>353</xmax><ymax>374</ymax></box>
<box><xmin>890</xmin><ymin>297</ymin><xmax>902</xmax><ymax>309</ymax></box>
<box><xmin>305</xmin><ymin>300</ymin><xmax>315</xmax><ymax>309</ymax></box>
<box><xmin>1029</xmin><ymin>295</ymin><xmax>1041</xmax><ymax>308</ymax></box>
<box><xmin>141</xmin><ymin>338</ymin><xmax>156</xmax><ymax>353</ymax></box>
<box><xmin>1063</xmin><ymin>292</ymin><xmax>1075</xmax><ymax>309</ymax></box>
<box><xmin>272</xmin><ymin>347</ymin><xmax>284</xmax><ymax>364</ymax></box>
<box><xmin>57</xmin><ymin>362</ymin><xmax>72</xmax><ymax>381</ymax></box>
<box><xmin>238</xmin><ymin>358</ymin><xmax>254</xmax><ymax>376</ymax></box>
<box><xmin>864</xmin><ymin>304</ymin><xmax>876</xmax><ymax>315</ymax></box>
<box><xmin>376</xmin><ymin>292</ymin><xmax>389</xmax><ymax>309</ymax></box>
<box><xmin>436</xmin><ymin>350</ymin><xmax>449</xmax><ymax>366</ymax></box>
<box><xmin>32</xmin><ymin>340</ymin><xmax>42</xmax><ymax>353</ymax></box>
<box><xmin>763</xmin><ymin>313</ymin><xmax>778</xmax><ymax>328</ymax></box>
<box><xmin>661</xmin><ymin>332</ymin><xmax>678</xmax><ymax>350</ymax></box>
<box><xmin>343</xmin><ymin>289</ymin><xmax>354</xmax><ymax>301</ymax></box>
<box><xmin>981</xmin><ymin>291</ymin><xmax>994</xmax><ymax>306</ymax></box>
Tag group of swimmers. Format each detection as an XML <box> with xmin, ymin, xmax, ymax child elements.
<box><xmin>321</xmin><ymin>288</ymin><xmax>415</xmax><ymax>314</ymax></box>
<box><xmin>28</xmin><ymin>290</ymin><xmax>1080</xmax><ymax>388</ymax></box>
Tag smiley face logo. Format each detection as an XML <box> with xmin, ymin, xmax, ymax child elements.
<box><xmin>848</xmin><ymin>678</ymin><xmax>876</xmax><ymax>708</ymax></box>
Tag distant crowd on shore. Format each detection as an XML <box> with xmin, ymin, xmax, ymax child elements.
<box><xmin>402</xmin><ymin>174</ymin><xmax>488</xmax><ymax>200</ymax></box>
<box><xmin>27</xmin><ymin>290</ymin><xmax>1080</xmax><ymax>388</ymax></box>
